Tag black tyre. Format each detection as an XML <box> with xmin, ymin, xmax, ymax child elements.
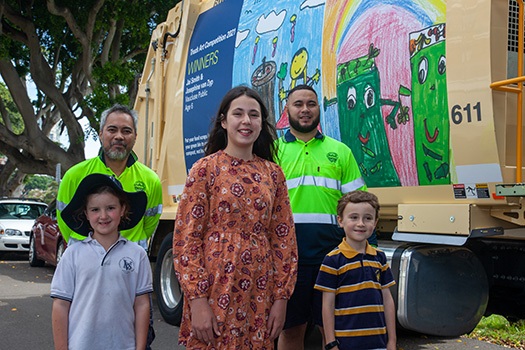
<box><xmin>28</xmin><ymin>235</ymin><xmax>45</xmax><ymax>267</ymax></box>
<box><xmin>154</xmin><ymin>232</ymin><xmax>183</xmax><ymax>326</ymax></box>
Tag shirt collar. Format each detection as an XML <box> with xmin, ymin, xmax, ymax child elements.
<box><xmin>82</xmin><ymin>232</ymin><xmax>127</xmax><ymax>245</ymax></box>
<box><xmin>338</xmin><ymin>238</ymin><xmax>377</xmax><ymax>259</ymax></box>
<box><xmin>283</xmin><ymin>129</ymin><xmax>324</xmax><ymax>143</ymax></box>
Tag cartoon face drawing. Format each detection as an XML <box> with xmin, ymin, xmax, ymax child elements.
<box><xmin>336</xmin><ymin>49</ymin><xmax>401</xmax><ymax>187</ymax></box>
<box><xmin>410</xmin><ymin>23</ymin><xmax>450</xmax><ymax>185</ymax></box>
<box><xmin>290</xmin><ymin>47</ymin><xmax>308</xmax><ymax>88</ymax></box>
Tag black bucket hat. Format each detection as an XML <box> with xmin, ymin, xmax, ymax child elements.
<box><xmin>61</xmin><ymin>173</ymin><xmax>147</xmax><ymax>236</ymax></box>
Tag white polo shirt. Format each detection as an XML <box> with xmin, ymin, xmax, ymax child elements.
<box><xmin>51</xmin><ymin>234</ymin><xmax>153</xmax><ymax>350</ymax></box>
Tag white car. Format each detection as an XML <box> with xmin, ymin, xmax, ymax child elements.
<box><xmin>0</xmin><ymin>198</ymin><xmax>47</xmax><ymax>252</ymax></box>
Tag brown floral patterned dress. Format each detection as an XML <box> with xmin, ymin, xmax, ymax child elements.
<box><xmin>173</xmin><ymin>150</ymin><xmax>298</xmax><ymax>349</ymax></box>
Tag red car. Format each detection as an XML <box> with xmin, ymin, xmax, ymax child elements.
<box><xmin>29</xmin><ymin>200</ymin><xmax>67</xmax><ymax>267</ymax></box>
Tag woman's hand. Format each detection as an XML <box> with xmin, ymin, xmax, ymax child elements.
<box><xmin>190</xmin><ymin>297</ymin><xmax>221</xmax><ymax>346</ymax></box>
<box><xmin>267</xmin><ymin>299</ymin><xmax>287</xmax><ymax>341</ymax></box>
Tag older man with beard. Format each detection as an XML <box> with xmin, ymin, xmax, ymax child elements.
<box><xmin>275</xmin><ymin>85</ymin><xmax>369</xmax><ymax>350</ymax></box>
<box><xmin>57</xmin><ymin>104</ymin><xmax>162</xmax><ymax>248</ymax></box>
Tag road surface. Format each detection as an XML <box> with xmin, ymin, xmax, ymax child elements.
<box><xmin>0</xmin><ymin>251</ymin><xmax>509</xmax><ymax>349</ymax></box>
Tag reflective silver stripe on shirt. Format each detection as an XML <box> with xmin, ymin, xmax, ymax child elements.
<box><xmin>286</xmin><ymin>176</ymin><xmax>365</xmax><ymax>193</ymax></box>
<box><xmin>341</xmin><ymin>177</ymin><xmax>366</xmax><ymax>193</ymax></box>
<box><xmin>293</xmin><ymin>213</ymin><xmax>338</xmax><ymax>225</ymax></box>
<box><xmin>286</xmin><ymin>176</ymin><xmax>341</xmax><ymax>191</ymax></box>
<box><xmin>145</xmin><ymin>204</ymin><xmax>163</xmax><ymax>217</ymax></box>
<box><xmin>57</xmin><ymin>200</ymin><xmax>67</xmax><ymax>211</ymax></box>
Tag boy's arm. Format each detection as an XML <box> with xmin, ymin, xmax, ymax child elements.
<box><xmin>382</xmin><ymin>288</ymin><xmax>397</xmax><ymax>350</ymax></box>
<box><xmin>322</xmin><ymin>291</ymin><xmax>339</xmax><ymax>348</ymax></box>
<box><xmin>134</xmin><ymin>293</ymin><xmax>150</xmax><ymax>350</ymax></box>
<box><xmin>52</xmin><ymin>298</ymin><xmax>71</xmax><ymax>350</ymax></box>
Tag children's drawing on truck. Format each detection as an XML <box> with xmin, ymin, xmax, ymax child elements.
<box><xmin>410</xmin><ymin>23</ymin><xmax>450</xmax><ymax>185</ymax></box>
<box><xmin>249</xmin><ymin>47</ymin><xmax>321</xmax><ymax>130</ymax></box>
<box><xmin>233</xmin><ymin>0</ymin><xmax>323</xmax><ymax>134</ymax></box>
<box><xmin>232</xmin><ymin>0</ymin><xmax>450</xmax><ymax>187</ymax></box>
<box><xmin>287</xmin><ymin>47</ymin><xmax>320</xmax><ymax>90</ymax></box>
<box><xmin>321</xmin><ymin>0</ymin><xmax>450</xmax><ymax>187</ymax></box>
<box><xmin>273</xmin><ymin>47</ymin><xmax>321</xmax><ymax>130</ymax></box>
<box><xmin>336</xmin><ymin>43</ymin><xmax>404</xmax><ymax>187</ymax></box>
<box><xmin>289</xmin><ymin>14</ymin><xmax>296</xmax><ymax>42</ymax></box>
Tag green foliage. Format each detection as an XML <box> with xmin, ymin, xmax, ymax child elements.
<box><xmin>1</xmin><ymin>0</ymin><xmax>180</xmax><ymax>123</ymax></box>
<box><xmin>85</xmin><ymin>61</ymin><xmax>136</xmax><ymax>113</ymax></box>
<box><xmin>24</xmin><ymin>174</ymin><xmax>55</xmax><ymax>191</ymax></box>
<box><xmin>0</xmin><ymin>0</ymin><xmax>180</xmax><ymax>185</ymax></box>
<box><xmin>0</xmin><ymin>36</ymin><xmax>31</xmax><ymax>77</ymax></box>
<box><xmin>467</xmin><ymin>314</ymin><xmax>525</xmax><ymax>348</ymax></box>
<box><xmin>24</xmin><ymin>175</ymin><xmax>58</xmax><ymax>204</ymax></box>
<box><xmin>0</xmin><ymin>82</ymin><xmax>23</xmax><ymax>134</ymax></box>
<box><xmin>26</xmin><ymin>186</ymin><xmax>58</xmax><ymax>204</ymax></box>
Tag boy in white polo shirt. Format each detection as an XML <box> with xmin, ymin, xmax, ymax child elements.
<box><xmin>51</xmin><ymin>174</ymin><xmax>153</xmax><ymax>350</ymax></box>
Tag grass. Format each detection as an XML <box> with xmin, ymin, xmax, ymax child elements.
<box><xmin>466</xmin><ymin>314</ymin><xmax>525</xmax><ymax>349</ymax></box>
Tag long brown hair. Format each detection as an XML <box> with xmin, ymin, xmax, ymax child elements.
<box><xmin>204</xmin><ymin>85</ymin><xmax>277</xmax><ymax>162</ymax></box>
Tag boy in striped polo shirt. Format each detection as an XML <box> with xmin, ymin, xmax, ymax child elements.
<box><xmin>315</xmin><ymin>191</ymin><xmax>396</xmax><ymax>350</ymax></box>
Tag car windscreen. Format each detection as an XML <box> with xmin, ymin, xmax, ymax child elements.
<box><xmin>0</xmin><ymin>203</ymin><xmax>45</xmax><ymax>219</ymax></box>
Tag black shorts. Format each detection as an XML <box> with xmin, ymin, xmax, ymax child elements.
<box><xmin>283</xmin><ymin>264</ymin><xmax>323</xmax><ymax>329</ymax></box>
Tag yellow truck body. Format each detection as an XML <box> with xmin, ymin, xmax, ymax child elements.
<box><xmin>134</xmin><ymin>0</ymin><xmax>525</xmax><ymax>335</ymax></box>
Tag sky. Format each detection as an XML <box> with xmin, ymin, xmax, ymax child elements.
<box><xmin>58</xmin><ymin>116</ymin><xmax>100</xmax><ymax>159</ymax></box>
<box><xmin>81</xmin><ymin>118</ymin><xmax>100</xmax><ymax>158</ymax></box>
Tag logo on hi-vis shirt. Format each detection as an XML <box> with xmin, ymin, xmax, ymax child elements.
<box><xmin>326</xmin><ymin>152</ymin><xmax>338</xmax><ymax>163</ymax></box>
<box><xmin>134</xmin><ymin>181</ymin><xmax>146</xmax><ymax>192</ymax></box>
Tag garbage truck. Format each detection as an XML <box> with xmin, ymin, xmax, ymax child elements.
<box><xmin>133</xmin><ymin>0</ymin><xmax>525</xmax><ymax>336</ymax></box>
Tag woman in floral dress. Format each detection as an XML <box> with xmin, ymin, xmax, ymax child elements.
<box><xmin>173</xmin><ymin>86</ymin><xmax>298</xmax><ymax>349</ymax></box>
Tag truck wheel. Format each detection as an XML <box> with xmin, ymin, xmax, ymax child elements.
<box><xmin>154</xmin><ymin>232</ymin><xmax>183</xmax><ymax>326</ymax></box>
<box><xmin>28</xmin><ymin>235</ymin><xmax>45</xmax><ymax>267</ymax></box>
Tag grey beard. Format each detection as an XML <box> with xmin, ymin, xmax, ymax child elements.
<box><xmin>105</xmin><ymin>148</ymin><xmax>128</xmax><ymax>161</ymax></box>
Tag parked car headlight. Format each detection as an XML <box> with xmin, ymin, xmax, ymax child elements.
<box><xmin>4</xmin><ymin>229</ymin><xmax>23</xmax><ymax>236</ymax></box>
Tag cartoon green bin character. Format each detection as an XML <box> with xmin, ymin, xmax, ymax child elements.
<box><xmin>336</xmin><ymin>47</ymin><xmax>401</xmax><ymax>187</ymax></box>
<box><xmin>410</xmin><ymin>23</ymin><xmax>450</xmax><ymax>185</ymax></box>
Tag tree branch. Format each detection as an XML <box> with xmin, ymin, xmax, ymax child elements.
<box><xmin>0</xmin><ymin>95</ymin><xmax>13</xmax><ymax>131</ymax></box>
<box><xmin>47</xmin><ymin>0</ymin><xmax>106</xmax><ymax>87</ymax></box>
<box><xmin>101</xmin><ymin>18</ymin><xmax>117</xmax><ymax>65</ymax></box>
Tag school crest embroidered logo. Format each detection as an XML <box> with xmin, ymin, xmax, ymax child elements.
<box><xmin>119</xmin><ymin>257</ymin><xmax>135</xmax><ymax>273</ymax></box>
<box><xmin>326</xmin><ymin>152</ymin><xmax>338</xmax><ymax>163</ymax></box>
